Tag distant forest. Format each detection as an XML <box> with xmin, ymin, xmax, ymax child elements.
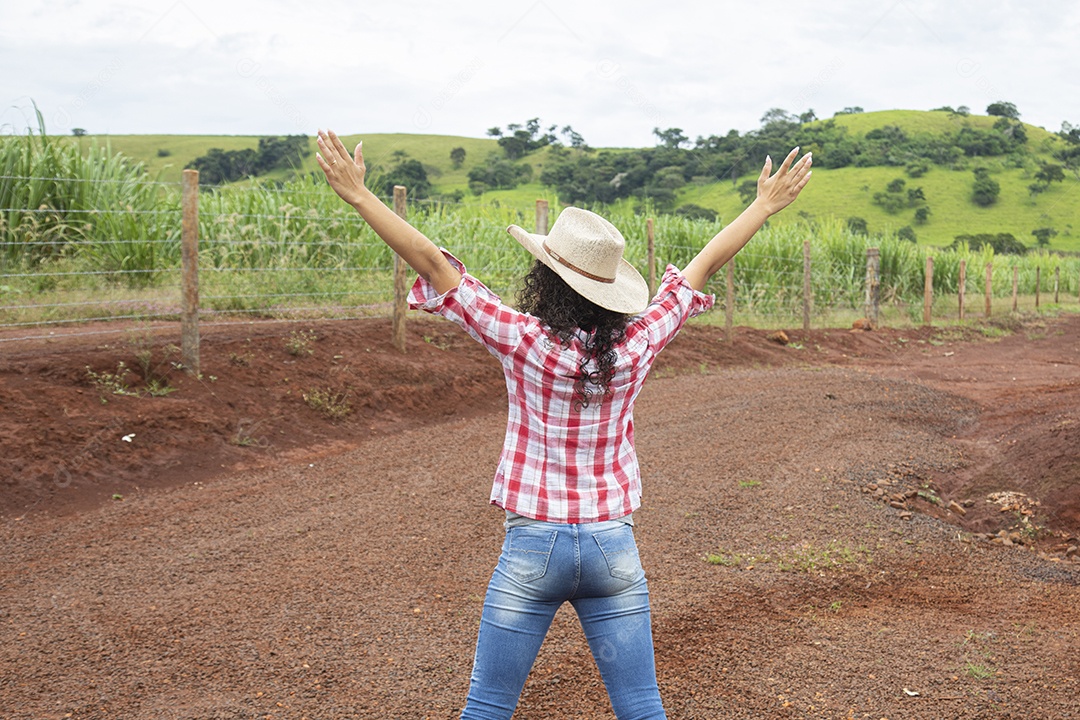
<box><xmin>462</xmin><ymin>104</ymin><xmax>1080</xmax><ymax>211</ymax></box>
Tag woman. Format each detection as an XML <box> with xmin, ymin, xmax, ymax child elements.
<box><xmin>316</xmin><ymin>129</ymin><xmax>811</xmax><ymax>719</ymax></box>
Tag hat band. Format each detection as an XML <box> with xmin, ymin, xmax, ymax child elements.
<box><xmin>542</xmin><ymin>241</ymin><xmax>616</xmax><ymax>284</ymax></box>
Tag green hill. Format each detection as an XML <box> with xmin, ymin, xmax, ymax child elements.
<box><xmin>82</xmin><ymin>109</ymin><xmax>1080</xmax><ymax>252</ymax></box>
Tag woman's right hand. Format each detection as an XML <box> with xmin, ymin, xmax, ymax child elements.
<box><xmin>317</xmin><ymin>129</ymin><xmax>368</xmax><ymax>208</ymax></box>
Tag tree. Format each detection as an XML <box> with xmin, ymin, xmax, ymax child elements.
<box><xmin>952</xmin><ymin>233</ymin><xmax>1026</xmax><ymax>254</ymax></box>
<box><xmin>971</xmin><ymin>168</ymin><xmax>1000</xmax><ymax>206</ymax></box>
<box><xmin>846</xmin><ymin>217</ymin><xmax>869</xmax><ymax>235</ymax></box>
<box><xmin>1055</xmin><ymin>121</ymin><xmax>1080</xmax><ymax>179</ymax></box>
<box><xmin>1061</xmin><ymin>121</ymin><xmax>1080</xmax><ymax>145</ymax></box>
<box><xmin>675</xmin><ymin>204</ymin><xmax>718</xmax><ymax>222</ymax></box>
<box><xmin>760</xmin><ymin>108</ymin><xmax>797</xmax><ymax>127</ymax></box>
<box><xmin>653</xmin><ymin>127</ymin><xmax>688</xmax><ymax>149</ymax></box>
<box><xmin>1031</xmin><ymin>227</ymin><xmax>1058</xmax><ymax>247</ymax></box>
<box><xmin>560</xmin><ymin>125</ymin><xmax>588</xmax><ymax>149</ymax></box>
<box><xmin>486</xmin><ymin>127</ymin><xmax>503</xmax><ymax>137</ymax></box>
<box><xmin>382</xmin><ymin>158</ymin><xmax>432</xmax><ymax>199</ymax></box>
<box><xmin>897</xmin><ymin>226</ymin><xmax>917</xmax><ymax>243</ymax></box>
<box><xmin>986</xmin><ymin>101</ymin><xmax>1020</xmax><ymax>120</ymax></box>
<box><xmin>906</xmin><ymin>161</ymin><xmax>929</xmax><ymax>178</ymax></box>
<box><xmin>835</xmin><ymin>107</ymin><xmax>864</xmax><ymax>116</ymax></box>
<box><xmin>467</xmin><ymin>154</ymin><xmax>531</xmax><ymax>194</ymax></box>
<box><xmin>873</xmin><ymin>178</ymin><xmax>907</xmax><ymax>213</ymax></box>
<box><xmin>449</xmin><ymin>146</ymin><xmax>466</xmax><ymax>168</ymax></box>
<box><xmin>186</xmin><ymin>147</ymin><xmax>259</xmax><ymax>184</ymax></box>
<box><xmin>914</xmin><ymin>206</ymin><xmax>931</xmax><ymax>225</ymax></box>
<box><xmin>1034</xmin><ymin>162</ymin><xmax>1066</xmax><ymax>185</ymax></box>
<box><xmin>255</xmin><ymin>135</ymin><xmax>310</xmax><ymax>172</ymax></box>
<box><xmin>737</xmin><ymin>179</ymin><xmax>757</xmax><ymax>205</ymax></box>
<box><xmin>799</xmin><ymin>109</ymin><xmax>818</xmax><ymax>124</ymax></box>
<box><xmin>71</xmin><ymin>128</ymin><xmax>87</xmax><ymax>137</ymax></box>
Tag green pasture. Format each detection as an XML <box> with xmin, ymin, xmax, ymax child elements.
<box><xmin>678</xmin><ymin>163</ymin><xmax>1080</xmax><ymax>252</ymax></box>
<box><xmin>827</xmin><ymin>109</ymin><xmax>1062</xmax><ymax>149</ymax></box>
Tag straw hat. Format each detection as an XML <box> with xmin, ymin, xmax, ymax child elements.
<box><xmin>507</xmin><ymin>207</ymin><xmax>649</xmax><ymax>314</ymax></box>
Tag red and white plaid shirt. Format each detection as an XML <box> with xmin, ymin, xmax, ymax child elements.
<box><xmin>409</xmin><ymin>250</ymin><xmax>714</xmax><ymax>523</ymax></box>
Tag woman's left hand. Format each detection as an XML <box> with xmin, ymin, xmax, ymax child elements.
<box><xmin>316</xmin><ymin>129</ymin><xmax>367</xmax><ymax>207</ymax></box>
<box><xmin>754</xmin><ymin>147</ymin><xmax>813</xmax><ymax>216</ymax></box>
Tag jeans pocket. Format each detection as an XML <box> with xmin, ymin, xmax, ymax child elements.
<box><xmin>593</xmin><ymin>525</ymin><xmax>644</xmax><ymax>582</ymax></box>
<box><xmin>505</xmin><ymin>527</ymin><xmax>557</xmax><ymax>583</ymax></box>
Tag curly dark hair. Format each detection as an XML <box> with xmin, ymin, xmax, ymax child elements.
<box><xmin>517</xmin><ymin>260</ymin><xmax>629</xmax><ymax>411</ymax></box>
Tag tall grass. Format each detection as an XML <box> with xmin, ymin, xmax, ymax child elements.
<box><xmin>2</xmin><ymin>127</ymin><xmax>1078</xmax><ymax>329</ymax></box>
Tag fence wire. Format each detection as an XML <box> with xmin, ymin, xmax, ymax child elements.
<box><xmin>2</xmin><ymin>174</ymin><xmax>1079</xmax><ymax>345</ymax></box>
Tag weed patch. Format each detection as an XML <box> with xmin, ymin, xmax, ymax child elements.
<box><xmin>303</xmin><ymin>387</ymin><xmax>352</xmax><ymax>420</ymax></box>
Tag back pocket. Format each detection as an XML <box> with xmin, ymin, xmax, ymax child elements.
<box><xmin>593</xmin><ymin>526</ymin><xmax>643</xmax><ymax>582</ymax></box>
<box><xmin>506</xmin><ymin>527</ymin><xmax>557</xmax><ymax>582</ymax></box>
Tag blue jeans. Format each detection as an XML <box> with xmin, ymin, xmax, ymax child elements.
<box><xmin>461</xmin><ymin>520</ymin><xmax>665</xmax><ymax>720</ymax></box>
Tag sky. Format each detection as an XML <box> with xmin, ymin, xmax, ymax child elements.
<box><xmin>2</xmin><ymin>0</ymin><xmax>1078</xmax><ymax>148</ymax></box>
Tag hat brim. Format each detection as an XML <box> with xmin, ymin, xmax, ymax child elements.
<box><xmin>507</xmin><ymin>224</ymin><xmax>650</xmax><ymax>315</ymax></box>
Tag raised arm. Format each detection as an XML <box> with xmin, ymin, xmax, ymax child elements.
<box><xmin>681</xmin><ymin>147</ymin><xmax>812</xmax><ymax>292</ymax></box>
<box><xmin>316</xmin><ymin>129</ymin><xmax>462</xmax><ymax>294</ymax></box>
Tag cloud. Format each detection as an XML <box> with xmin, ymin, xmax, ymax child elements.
<box><xmin>2</xmin><ymin>0</ymin><xmax>1077</xmax><ymax>142</ymax></box>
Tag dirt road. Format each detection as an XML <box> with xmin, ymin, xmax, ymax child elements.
<box><xmin>2</xmin><ymin>314</ymin><xmax>1078</xmax><ymax>719</ymax></box>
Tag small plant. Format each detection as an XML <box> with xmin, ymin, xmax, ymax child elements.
<box><xmin>965</xmin><ymin>662</ymin><xmax>994</xmax><ymax>680</ymax></box>
<box><xmin>228</xmin><ymin>350</ymin><xmax>253</xmax><ymax>366</ymax></box>
<box><xmin>86</xmin><ymin>363</ymin><xmax>137</xmax><ymax>402</ymax></box>
<box><xmin>422</xmin><ymin>334</ymin><xmax>451</xmax><ymax>350</ymax></box>
<box><xmin>144</xmin><ymin>378</ymin><xmax>177</xmax><ymax>397</ymax></box>
<box><xmin>778</xmin><ymin>540</ymin><xmax>872</xmax><ymax>573</ymax></box>
<box><xmin>285</xmin><ymin>329</ymin><xmax>318</xmax><ymax>356</ymax></box>
<box><xmin>917</xmin><ymin>484</ymin><xmax>943</xmax><ymax>506</ymax></box>
<box><xmin>231</xmin><ymin>418</ymin><xmax>270</xmax><ymax>448</ymax></box>
<box><xmin>704</xmin><ymin>550</ymin><xmax>743</xmax><ymax>567</ymax></box>
<box><xmin>737</xmin><ymin>479</ymin><xmax>761</xmax><ymax>489</ymax></box>
<box><xmin>303</xmin><ymin>387</ymin><xmax>352</xmax><ymax>419</ymax></box>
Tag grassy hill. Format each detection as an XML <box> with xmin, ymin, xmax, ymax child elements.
<box><xmin>84</xmin><ymin>109</ymin><xmax>1080</xmax><ymax>252</ymax></box>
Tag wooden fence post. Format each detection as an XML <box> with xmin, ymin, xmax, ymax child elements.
<box><xmin>535</xmin><ymin>199</ymin><xmax>549</xmax><ymax>235</ymax></box>
<box><xmin>1012</xmin><ymin>266</ymin><xmax>1019</xmax><ymax>312</ymax></box>
<box><xmin>1035</xmin><ymin>266</ymin><xmax>1041</xmax><ymax>309</ymax></box>
<box><xmin>923</xmin><ymin>255</ymin><xmax>933</xmax><ymax>325</ymax></box>
<box><xmin>1054</xmin><ymin>266</ymin><xmax>1060</xmax><ymax>304</ymax></box>
<box><xmin>864</xmin><ymin>247</ymin><xmax>880</xmax><ymax>327</ymax></box>
<box><xmin>958</xmin><ymin>259</ymin><xmax>966</xmax><ymax>321</ymax></box>
<box><xmin>646</xmin><ymin>218</ymin><xmax>656</xmax><ymax>298</ymax></box>
<box><xmin>802</xmin><ymin>240</ymin><xmax>811</xmax><ymax>331</ymax></box>
<box><xmin>725</xmin><ymin>259</ymin><xmax>734</xmax><ymax>343</ymax></box>
<box><xmin>392</xmin><ymin>185</ymin><xmax>409</xmax><ymax>353</ymax></box>
<box><xmin>985</xmin><ymin>262</ymin><xmax>993</xmax><ymax>317</ymax></box>
<box><xmin>180</xmin><ymin>169</ymin><xmax>200</xmax><ymax>375</ymax></box>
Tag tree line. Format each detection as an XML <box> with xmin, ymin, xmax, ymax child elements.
<box><xmin>468</xmin><ymin>104</ymin><xmax>1078</xmax><ymax>205</ymax></box>
<box><xmin>186</xmin><ymin>136</ymin><xmax>311</xmax><ymax>185</ymax></box>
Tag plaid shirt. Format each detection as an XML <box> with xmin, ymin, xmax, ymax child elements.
<box><xmin>409</xmin><ymin>250</ymin><xmax>714</xmax><ymax>523</ymax></box>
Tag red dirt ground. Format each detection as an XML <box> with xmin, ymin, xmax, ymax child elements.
<box><xmin>2</xmin><ymin>312</ymin><xmax>1078</xmax><ymax>719</ymax></box>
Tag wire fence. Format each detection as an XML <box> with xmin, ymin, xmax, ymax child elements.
<box><xmin>2</xmin><ymin>171</ymin><xmax>1079</xmax><ymax>354</ymax></box>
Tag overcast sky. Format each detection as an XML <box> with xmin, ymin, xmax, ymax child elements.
<box><xmin>2</xmin><ymin>0</ymin><xmax>1078</xmax><ymax>147</ymax></box>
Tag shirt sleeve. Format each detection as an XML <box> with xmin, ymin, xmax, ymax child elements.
<box><xmin>628</xmin><ymin>264</ymin><xmax>715</xmax><ymax>354</ymax></box>
<box><xmin>407</xmin><ymin>249</ymin><xmax>527</xmax><ymax>359</ymax></box>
